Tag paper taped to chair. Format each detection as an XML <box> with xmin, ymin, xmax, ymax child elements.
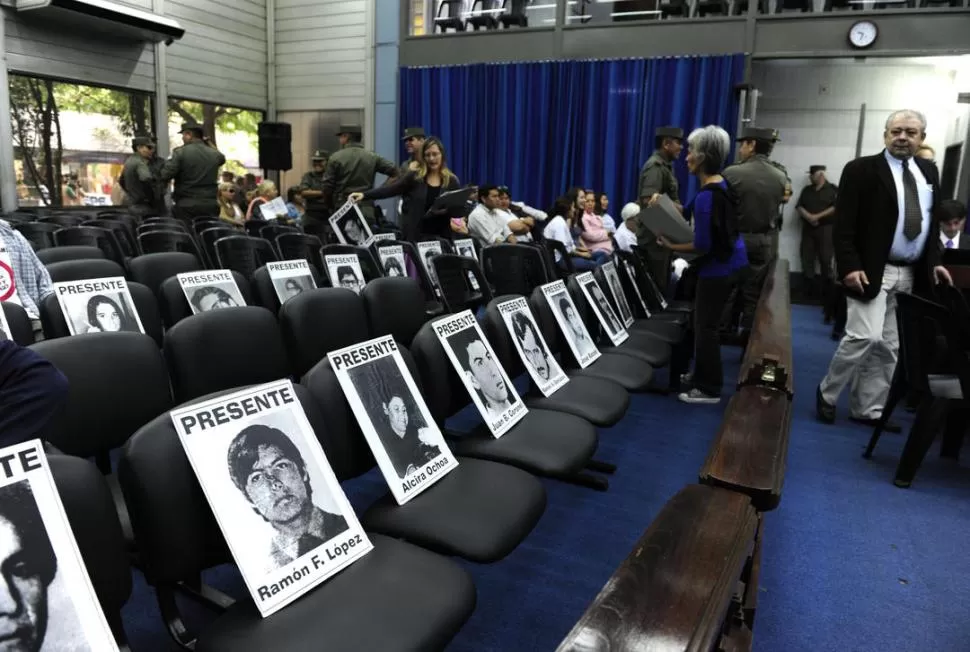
<box><xmin>177</xmin><ymin>270</ymin><xmax>246</xmax><ymax>314</ymax></box>
<box><xmin>171</xmin><ymin>380</ymin><xmax>373</xmax><ymax>618</ymax></box>
<box><xmin>365</xmin><ymin>232</ymin><xmax>396</xmax><ymax>247</ymax></box>
<box><xmin>329</xmin><ymin>201</ymin><xmax>373</xmax><ymax>246</ymax></box>
<box><xmin>377</xmin><ymin>245</ymin><xmax>406</xmax><ymax>278</ymax></box>
<box><xmin>267</xmin><ymin>260</ymin><xmax>316</xmax><ymax>304</ymax></box>
<box><xmin>540</xmin><ymin>280</ymin><xmax>601</xmax><ymax>369</ymax></box>
<box><xmin>497</xmin><ymin>297</ymin><xmax>568</xmax><ymax>397</ymax></box>
<box><xmin>0</xmin><ymin>238</ymin><xmax>23</xmax><ymax>307</ymax></box>
<box><xmin>325</xmin><ymin>255</ymin><xmax>365</xmax><ymax>295</ymax></box>
<box><xmin>0</xmin><ymin>303</ymin><xmax>11</xmax><ymax>342</ymax></box>
<box><xmin>643</xmin><ymin>195</ymin><xmax>693</xmax><ymax>244</ymax></box>
<box><xmin>452</xmin><ymin>238</ymin><xmax>481</xmax><ymax>291</ymax></box>
<box><xmin>329</xmin><ymin>335</ymin><xmax>458</xmax><ymax>505</ymax></box>
<box><xmin>416</xmin><ymin>240</ymin><xmax>443</xmax><ymax>289</ymax></box>
<box><xmin>53</xmin><ymin>277</ymin><xmax>145</xmax><ymax>336</ymax></box>
<box><xmin>621</xmin><ymin>259</ymin><xmax>651</xmax><ymax>317</ymax></box>
<box><xmin>0</xmin><ymin>440</ymin><xmax>120</xmax><ymax>651</ymax></box>
<box><xmin>576</xmin><ymin>272</ymin><xmax>629</xmax><ymax>346</ymax></box>
<box><xmin>602</xmin><ymin>261</ymin><xmax>635</xmax><ymax>328</ymax></box>
<box><xmin>433</xmin><ymin>310</ymin><xmax>527</xmax><ymax>437</ymax></box>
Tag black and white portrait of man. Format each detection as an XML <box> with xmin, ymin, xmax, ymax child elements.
<box><xmin>554</xmin><ymin>293</ymin><xmax>597</xmax><ymax>361</ymax></box>
<box><xmin>446</xmin><ymin>326</ymin><xmax>518</xmax><ymax>423</ymax></box>
<box><xmin>606</xmin><ymin>267</ymin><xmax>633</xmax><ymax>325</ymax></box>
<box><xmin>273</xmin><ymin>276</ymin><xmax>312</xmax><ymax>303</ymax></box>
<box><xmin>190</xmin><ymin>285</ymin><xmax>242</xmax><ymax>313</ymax></box>
<box><xmin>586</xmin><ymin>280</ymin><xmax>622</xmax><ymax>337</ymax></box>
<box><xmin>510</xmin><ymin>310</ymin><xmax>551</xmax><ymax>381</ymax></box>
<box><xmin>336</xmin><ymin>213</ymin><xmax>370</xmax><ymax>246</ymax></box>
<box><xmin>227</xmin><ymin>425</ymin><xmax>349</xmax><ymax>571</ymax></box>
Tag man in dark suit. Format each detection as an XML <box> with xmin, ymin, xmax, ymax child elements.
<box><xmin>936</xmin><ymin>199</ymin><xmax>969</xmax><ymax>252</ymax></box>
<box><xmin>816</xmin><ymin>109</ymin><xmax>952</xmax><ymax>428</ymax></box>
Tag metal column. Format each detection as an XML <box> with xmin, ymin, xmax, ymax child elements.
<box><xmin>0</xmin><ymin>14</ymin><xmax>19</xmax><ymax>212</ymax></box>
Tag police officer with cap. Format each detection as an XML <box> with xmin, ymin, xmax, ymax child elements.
<box><xmin>322</xmin><ymin>124</ymin><xmax>398</xmax><ymax>228</ymax></box>
<box><xmin>160</xmin><ymin>122</ymin><xmax>226</xmax><ymax>222</ymax></box>
<box><xmin>636</xmin><ymin>125</ymin><xmax>684</xmax><ymax>289</ymax></box>
<box><xmin>121</xmin><ymin>135</ymin><xmax>161</xmax><ymax>218</ymax></box>
<box><xmin>299</xmin><ymin>149</ymin><xmax>329</xmax><ymax>239</ymax></box>
<box><xmin>722</xmin><ymin>125</ymin><xmax>787</xmax><ymax>340</ymax></box>
<box><xmin>401</xmin><ymin>126</ymin><xmax>426</xmax><ymax>175</ymax></box>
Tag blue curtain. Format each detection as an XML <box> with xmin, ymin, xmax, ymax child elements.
<box><xmin>400</xmin><ymin>54</ymin><xmax>745</xmax><ymax>213</ymax></box>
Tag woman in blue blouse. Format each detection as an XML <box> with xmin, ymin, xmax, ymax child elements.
<box><xmin>658</xmin><ymin>125</ymin><xmax>748</xmax><ymax>404</ymax></box>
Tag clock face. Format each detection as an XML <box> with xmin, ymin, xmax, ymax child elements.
<box><xmin>849</xmin><ymin>21</ymin><xmax>878</xmax><ymax>48</ymax></box>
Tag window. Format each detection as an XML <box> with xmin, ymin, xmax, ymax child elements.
<box><xmin>166</xmin><ymin>99</ymin><xmax>262</xmax><ymax>180</ymax></box>
<box><xmin>8</xmin><ymin>74</ymin><xmax>153</xmax><ymax>207</ymax></box>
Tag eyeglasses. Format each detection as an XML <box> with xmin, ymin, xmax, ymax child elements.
<box><xmin>226</xmin><ymin>188</ymin><xmax>236</xmax><ymax>193</ymax></box>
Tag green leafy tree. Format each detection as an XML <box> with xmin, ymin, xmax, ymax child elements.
<box><xmin>10</xmin><ymin>75</ymin><xmax>63</xmax><ymax>206</ymax></box>
<box><xmin>167</xmin><ymin>99</ymin><xmax>261</xmax><ymax>149</ymax></box>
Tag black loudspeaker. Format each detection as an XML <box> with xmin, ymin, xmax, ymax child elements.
<box><xmin>257</xmin><ymin>122</ymin><xmax>292</xmax><ymax>171</ymax></box>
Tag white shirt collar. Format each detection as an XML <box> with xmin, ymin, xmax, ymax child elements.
<box><xmin>941</xmin><ymin>230</ymin><xmax>960</xmax><ymax>248</ymax></box>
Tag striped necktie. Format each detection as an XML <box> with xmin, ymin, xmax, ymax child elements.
<box><xmin>901</xmin><ymin>161</ymin><xmax>923</xmax><ymax>241</ymax></box>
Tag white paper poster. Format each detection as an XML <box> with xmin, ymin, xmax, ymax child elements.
<box><xmin>377</xmin><ymin>245</ymin><xmax>407</xmax><ymax>278</ymax></box>
<box><xmin>53</xmin><ymin>277</ymin><xmax>144</xmax><ymax>336</ymax></box>
<box><xmin>171</xmin><ymin>380</ymin><xmax>373</xmax><ymax>618</ymax></box>
<box><xmin>328</xmin><ymin>335</ymin><xmax>458</xmax><ymax>505</ymax></box>
<box><xmin>365</xmin><ymin>232</ymin><xmax>396</xmax><ymax>247</ymax></box>
<box><xmin>602</xmin><ymin>261</ymin><xmax>635</xmax><ymax>328</ymax></box>
<box><xmin>453</xmin><ymin>238</ymin><xmax>477</xmax><ymax>261</ymax></box>
<box><xmin>621</xmin><ymin>259</ymin><xmax>650</xmax><ymax>317</ymax></box>
<box><xmin>325</xmin><ymin>255</ymin><xmax>365</xmax><ymax>294</ymax></box>
<box><xmin>177</xmin><ymin>270</ymin><xmax>246</xmax><ymax>314</ymax></box>
<box><xmin>0</xmin><ymin>237</ymin><xmax>22</xmax><ymax>307</ymax></box>
<box><xmin>329</xmin><ymin>201</ymin><xmax>373</xmax><ymax>246</ymax></box>
<box><xmin>416</xmin><ymin>240</ymin><xmax>443</xmax><ymax>289</ymax></box>
<box><xmin>0</xmin><ymin>303</ymin><xmax>12</xmax><ymax>341</ymax></box>
<box><xmin>267</xmin><ymin>260</ymin><xmax>316</xmax><ymax>304</ymax></box>
<box><xmin>576</xmin><ymin>271</ymin><xmax>629</xmax><ymax>346</ymax></box>
<box><xmin>258</xmin><ymin>197</ymin><xmax>288</xmax><ymax>221</ymax></box>
<box><xmin>432</xmin><ymin>311</ymin><xmax>527</xmax><ymax>437</ymax></box>
<box><xmin>0</xmin><ymin>440</ymin><xmax>121</xmax><ymax>651</ymax></box>
<box><xmin>541</xmin><ymin>280</ymin><xmax>601</xmax><ymax>369</ymax></box>
<box><xmin>497</xmin><ymin>297</ymin><xmax>568</xmax><ymax>397</ymax></box>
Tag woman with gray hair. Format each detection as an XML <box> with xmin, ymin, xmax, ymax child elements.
<box><xmin>657</xmin><ymin>124</ymin><xmax>748</xmax><ymax>405</ymax></box>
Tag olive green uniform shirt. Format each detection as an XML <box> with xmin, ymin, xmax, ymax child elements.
<box><xmin>160</xmin><ymin>140</ymin><xmax>226</xmax><ymax>206</ymax></box>
<box><xmin>722</xmin><ymin>154</ymin><xmax>787</xmax><ymax>234</ymax></box>
<box><xmin>322</xmin><ymin>142</ymin><xmax>398</xmax><ymax>212</ymax></box>
<box><xmin>635</xmin><ymin>150</ymin><xmax>680</xmax><ymax>245</ymax></box>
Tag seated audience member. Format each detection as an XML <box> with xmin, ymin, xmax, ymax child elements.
<box><xmin>285</xmin><ymin>186</ymin><xmax>306</xmax><ymax>224</ymax></box>
<box><xmin>596</xmin><ymin>192</ymin><xmax>616</xmax><ymax>233</ymax></box>
<box><xmin>580</xmin><ymin>194</ymin><xmax>614</xmax><ymax>256</ymax></box>
<box><xmin>352</xmin><ymin>137</ymin><xmax>463</xmax><ymax>241</ymax></box>
<box><xmin>657</xmin><ymin>125</ymin><xmax>747</xmax><ymax>405</ymax></box>
<box><xmin>937</xmin><ymin>199</ymin><xmax>968</xmax><ymax>251</ymax></box>
<box><xmin>468</xmin><ymin>185</ymin><xmax>520</xmax><ymax>246</ymax></box>
<box><xmin>451</xmin><ymin>216</ymin><xmax>470</xmax><ymax>236</ymax></box>
<box><xmin>498</xmin><ymin>186</ymin><xmax>546</xmax><ymax>243</ymax></box>
<box><xmin>245</xmin><ymin>180</ymin><xmax>286</xmax><ymax>221</ymax></box>
<box><xmin>0</xmin><ymin>220</ymin><xmax>54</xmax><ymax>340</ymax></box>
<box><xmin>616</xmin><ymin>203</ymin><xmax>640</xmax><ymax>252</ymax></box>
<box><xmin>0</xmin><ymin>340</ymin><xmax>68</xmax><ymax>446</ymax></box>
<box><xmin>544</xmin><ymin>197</ymin><xmax>606</xmax><ymax>270</ymax></box>
<box><xmin>218</xmin><ymin>182</ymin><xmax>245</xmax><ymax>225</ymax></box>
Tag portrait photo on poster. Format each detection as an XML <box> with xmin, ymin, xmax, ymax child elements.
<box><xmin>329</xmin><ymin>202</ymin><xmax>373</xmax><ymax>246</ymax></box>
<box><xmin>267</xmin><ymin>260</ymin><xmax>317</xmax><ymax>304</ymax></box>
<box><xmin>416</xmin><ymin>240</ymin><xmax>442</xmax><ymax>288</ymax></box>
<box><xmin>328</xmin><ymin>335</ymin><xmax>458</xmax><ymax>505</ymax></box>
<box><xmin>621</xmin><ymin>260</ymin><xmax>650</xmax><ymax>316</ymax></box>
<box><xmin>0</xmin><ymin>440</ymin><xmax>120</xmax><ymax>652</ymax></box>
<box><xmin>498</xmin><ymin>298</ymin><xmax>568</xmax><ymax>397</ymax></box>
<box><xmin>603</xmin><ymin>261</ymin><xmax>634</xmax><ymax>328</ymax></box>
<box><xmin>577</xmin><ymin>272</ymin><xmax>628</xmax><ymax>346</ymax></box>
<box><xmin>170</xmin><ymin>380</ymin><xmax>373</xmax><ymax>617</ymax></box>
<box><xmin>377</xmin><ymin>245</ymin><xmax>407</xmax><ymax>278</ymax></box>
<box><xmin>433</xmin><ymin>311</ymin><xmax>527</xmax><ymax>438</ymax></box>
<box><xmin>541</xmin><ymin>281</ymin><xmax>601</xmax><ymax>369</ymax></box>
<box><xmin>325</xmin><ymin>255</ymin><xmax>365</xmax><ymax>295</ymax></box>
<box><xmin>453</xmin><ymin>238</ymin><xmax>477</xmax><ymax>261</ymax></box>
<box><xmin>177</xmin><ymin>270</ymin><xmax>247</xmax><ymax>315</ymax></box>
<box><xmin>0</xmin><ymin>305</ymin><xmax>10</xmax><ymax>342</ymax></box>
<box><xmin>53</xmin><ymin>277</ymin><xmax>145</xmax><ymax>336</ymax></box>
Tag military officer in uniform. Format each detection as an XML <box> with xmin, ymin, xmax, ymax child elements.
<box><xmin>722</xmin><ymin>126</ymin><xmax>788</xmax><ymax>341</ymax></box>
<box><xmin>299</xmin><ymin>149</ymin><xmax>329</xmax><ymax>239</ymax></box>
<box><xmin>401</xmin><ymin>126</ymin><xmax>426</xmax><ymax>176</ymax></box>
<box><xmin>160</xmin><ymin>122</ymin><xmax>226</xmax><ymax>222</ymax></box>
<box><xmin>121</xmin><ymin>135</ymin><xmax>160</xmax><ymax>218</ymax></box>
<box><xmin>322</xmin><ymin>124</ymin><xmax>398</xmax><ymax>229</ymax></box>
<box><xmin>765</xmin><ymin>129</ymin><xmax>792</xmax><ymax>257</ymax></box>
<box><xmin>636</xmin><ymin>126</ymin><xmax>684</xmax><ymax>290</ymax></box>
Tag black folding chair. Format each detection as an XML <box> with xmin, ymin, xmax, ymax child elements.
<box><xmin>128</xmin><ymin>252</ymin><xmax>204</xmax><ymax>298</ymax></box>
<box><xmin>2</xmin><ymin>301</ymin><xmax>34</xmax><ymax>345</ymax></box>
<box><xmin>53</xmin><ymin>226</ymin><xmax>127</xmax><ymax>268</ymax></box>
<box><xmin>276</xmin><ymin>232</ymin><xmax>324</xmax><ymax>271</ymax></box>
<box><xmin>199</xmin><ymin>227</ymin><xmax>239</xmax><ymax>268</ymax></box>
<box><xmin>430</xmin><ymin>253</ymin><xmax>492</xmax><ymax>314</ymax></box>
<box><xmin>480</xmin><ymin>243</ymin><xmax>551</xmax><ymax>297</ymax></box>
<box><xmin>214</xmin><ymin>235</ymin><xmax>279</xmax><ymax>280</ymax></box>
<box><xmin>158</xmin><ymin>270</ymin><xmax>253</xmax><ymax>330</ymax></box>
<box><xmin>12</xmin><ymin>221</ymin><xmax>60</xmax><ymax>250</ymax></box>
<box><xmin>84</xmin><ymin>218</ymin><xmax>137</xmax><ymax>257</ymax></box>
<box><xmin>37</xmin><ymin>245</ymin><xmax>105</xmax><ymax>265</ymax></box>
<box><xmin>138</xmin><ymin>229</ymin><xmax>205</xmax><ymax>261</ymax></box>
<box><xmin>38</xmin><ymin>281</ymin><xmax>164</xmax><ymax>347</ymax></box>
<box><xmin>39</xmin><ymin>214</ymin><xmax>84</xmax><ymax>228</ymax></box>
<box><xmin>260</xmin><ymin>223</ymin><xmax>300</xmax><ymax>243</ymax></box>
<box><xmin>372</xmin><ymin>240</ymin><xmax>444</xmax><ymax>318</ymax></box>
<box><xmin>45</xmin><ymin>258</ymin><xmax>126</xmax><ymax>283</ymax></box>
<box><xmin>543</xmin><ymin>239</ymin><xmax>575</xmax><ymax>279</ymax></box>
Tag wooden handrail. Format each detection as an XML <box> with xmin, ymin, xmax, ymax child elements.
<box><xmin>738</xmin><ymin>258</ymin><xmax>793</xmax><ymax>397</ymax></box>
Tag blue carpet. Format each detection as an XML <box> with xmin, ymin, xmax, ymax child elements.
<box><xmin>119</xmin><ymin>305</ymin><xmax>970</xmax><ymax>651</ymax></box>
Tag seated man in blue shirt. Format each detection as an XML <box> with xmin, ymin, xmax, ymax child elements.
<box><xmin>0</xmin><ymin>340</ymin><xmax>68</xmax><ymax>446</ymax></box>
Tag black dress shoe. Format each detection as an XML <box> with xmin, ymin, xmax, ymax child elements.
<box><xmin>816</xmin><ymin>386</ymin><xmax>835</xmax><ymax>424</ymax></box>
<box><xmin>848</xmin><ymin>416</ymin><xmax>902</xmax><ymax>434</ymax></box>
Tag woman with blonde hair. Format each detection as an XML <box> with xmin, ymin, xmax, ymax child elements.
<box><xmin>350</xmin><ymin>136</ymin><xmax>465</xmax><ymax>240</ymax></box>
<box><xmin>245</xmin><ymin>180</ymin><xmax>287</xmax><ymax>221</ymax></box>
<box><xmin>217</xmin><ymin>182</ymin><xmax>245</xmax><ymax>225</ymax></box>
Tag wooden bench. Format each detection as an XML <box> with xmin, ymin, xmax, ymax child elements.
<box><xmin>699</xmin><ymin>384</ymin><xmax>792</xmax><ymax>511</ymax></box>
<box><xmin>557</xmin><ymin>484</ymin><xmax>760</xmax><ymax>652</ymax></box>
<box><xmin>738</xmin><ymin>258</ymin><xmax>793</xmax><ymax>397</ymax></box>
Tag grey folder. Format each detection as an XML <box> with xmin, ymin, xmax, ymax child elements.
<box><xmin>642</xmin><ymin>196</ymin><xmax>694</xmax><ymax>244</ymax></box>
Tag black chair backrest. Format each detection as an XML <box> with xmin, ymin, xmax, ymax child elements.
<box><xmin>40</xmin><ymin>214</ymin><xmax>84</xmax><ymax>228</ymax></box>
<box><xmin>38</xmin><ymin>282</ymin><xmax>164</xmax><ymax>346</ymax></box>
<box><xmin>32</xmin><ymin>332</ymin><xmax>172</xmax><ymax>458</ymax></box>
<box><xmin>418</xmin><ymin>235</ymin><xmax>455</xmax><ymax>254</ymax></box>
<box><xmin>199</xmin><ymin>226</ymin><xmax>239</xmax><ymax>267</ymax></box>
<box><xmin>614</xmin><ymin>252</ymin><xmax>649</xmax><ymax>318</ymax></box>
<box><xmin>895</xmin><ymin>292</ymin><xmax>962</xmax><ymax>396</ymax></box>
<box><xmin>373</xmin><ymin>240</ymin><xmax>439</xmax><ymax>305</ymax></box>
<box><xmin>193</xmin><ymin>220</ymin><xmax>228</xmax><ymax>236</ymax></box>
<box><xmin>49</xmin><ymin>454</ymin><xmax>132</xmax><ymax>646</ymax></box>
<box><xmin>276</xmin><ymin>232</ymin><xmax>324</xmax><ymax>271</ymax></box>
<box><xmin>251</xmin><ymin>264</ymin><xmax>325</xmax><ymax>313</ymax></box>
<box><xmin>118</xmin><ymin>384</ymin><xmax>327</xmax><ymax>588</ymax></box>
<box><xmin>593</xmin><ymin>264</ymin><xmax>627</xmax><ymax>322</ymax></box>
<box><xmin>2</xmin><ymin>301</ymin><xmax>34</xmax><ymax>345</ymax></box>
<box><xmin>619</xmin><ymin>248</ymin><xmax>665</xmax><ymax>312</ymax></box>
<box><xmin>215</xmin><ymin>235</ymin><xmax>278</xmax><ymax>280</ymax></box>
<box><xmin>36</xmin><ymin>246</ymin><xmax>105</xmax><ymax>265</ymax></box>
<box><xmin>259</xmin><ymin>223</ymin><xmax>300</xmax><ymax>243</ymax></box>
<box><xmin>244</xmin><ymin>219</ymin><xmax>271</xmax><ymax>237</ymax></box>
<box><xmin>543</xmin><ymin>239</ymin><xmax>575</xmax><ymax>278</ymax></box>
<box><xmin>321</xmin><ymin>244</ymin><xmax>383</xmax><ymax>283</ymax></box>
<box><xmin>163</xmin><ymin>306</ymin><xmax>290</xmax><ymax>403</ymax></box>
<box><xmin>158</xmin><ymin>270</ymin><xmax>253</xmax><ymax>329</ymax></box>
<box><xmin>410</xmin><ymin>320</ymin><xmax>477</xmax><ymax>424</ymax></box>
<box><xmin>141</xmin><ymin>217</ymin><xmax>186</xmax><ymax>230</ymax></box>
<box><xmin>83</xmin><ymin>219</ymin><xmax>137</xmax><ymax>257</ymax></box>
<box><xmin>360</xmin><ymin>277</ymin><xmax>430</xmax><ymax>347</ymax></box>
<box><xmin>128</xmin><ymin>252</ymin><xmax>203</xmax><ymax>299</ymax></box>
<box><xmin>138</xmin><ymin>229</ymin><xmax>205</xmax><ymax>261</ymax></box>
<box><xmin>53</xmin><ymin>226</ymin><xmax>126</xmax><ymax>266</ymax></box>
<box><xmin>480</xmin><ymin>243</ymin><xmax>551</xmax><ymax>297</ymax></box>
<box><xmin>45</xmin><ymin>258</ymin><xmax>126</xmax><ymax>282</ymax></box>
<box><xmin>481</xmin><ymin>295</ymin><xmax>530</xmax><ymax>380</ymax></box>
<box><xmin>431</xmin><ymin>253</ymin><xmax>492</xmax><ymax>313</ymax></box>
<box><xmin>12</xmin><ymin>221</ymin><xmax>60</xmax><ymax>250</ymax></box>
<box><xmin>938</xmin><ymin>284</ymin><xmax>970</xmax><ymax>351</ymax></box>
<box><xmin>279</xmin><ymin>287</ymin><xmax>370</xmax><ymax>378</ymax></box>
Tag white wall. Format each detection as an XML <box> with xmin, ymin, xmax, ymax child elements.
<box><xmin>752</xmin><ymin>57</ymin><xmax>967</xmax><ymax>271</ymax></box>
